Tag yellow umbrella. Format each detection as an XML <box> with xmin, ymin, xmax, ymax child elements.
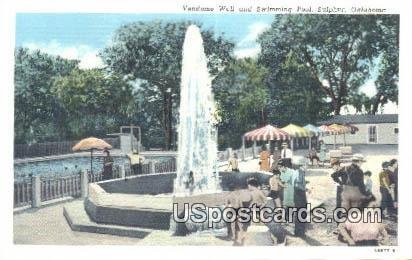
<box><xmin>281</xmin><ymin>124</ymin><xmax>315</xmax><ymax>150</ymax></box>
<box><xmin>281</xmin><ymin>124</ymin><xmax>315</xmax><ymax>137</ymax></box>
<box><xmin>72</xmin><ymin>137</ymin><xmax>112</xmax><ymax>175</ymax></box>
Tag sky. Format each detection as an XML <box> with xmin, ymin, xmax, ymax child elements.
<box><xmin>15</xmin><ymin>13</ymin><xmax>397</xmax><ymax>114</ymax></box>
<box><xmin>15</xmin><ymin>13</ymin><xmax>274</xmax><ymax>68</ymax></box>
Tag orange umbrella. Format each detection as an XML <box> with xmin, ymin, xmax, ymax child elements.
<box><xmin>73</xmin><ymin>137</ymin><xmax>112</xmax><ymax>175</ymax></box>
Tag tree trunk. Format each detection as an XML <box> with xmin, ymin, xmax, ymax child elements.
<box><xmin>162</xmin><ymin>91</ymin><xmax>174</xmax><ymax>150</ymax></box>
<box><xmin>332</xmin><ymin>97</ymin><xmax>341</xmax><ymax>115</ymax></box>
<box><xmin>371</xmin><ymin>93</ymin><xmax>382</xmax><ymax>115</ymax></box>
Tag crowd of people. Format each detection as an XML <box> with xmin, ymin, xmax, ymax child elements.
<box><xmin>101</xmin><ymin>148</ymin><xmax>145</xmax><ymax>180</ymax></box>
<box><xmin>224</xmin><ymin>142</ymin><xmax>309</xmax><ymax>246</ymax></box>
<box><xmin>223</xmin><ymin>142</ymin><xmax>398</xmax><ymax>247</ymax></box>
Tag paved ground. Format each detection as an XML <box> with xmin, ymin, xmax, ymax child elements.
<box><xmin>14</xmin><ymin>202</ymin><xmax>142</xmax><ymax>245</ymax></box>
<box><xmin>14</xmin><ymin>146</ymin><xmax>398</xmax><ymax>246</ymax></box>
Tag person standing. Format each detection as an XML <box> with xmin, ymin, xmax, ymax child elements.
<box><xmin>280</xmin><ymin>142</ymin><xmax>293</xmax><ymax>169</ymax></box>
<box><xmin>278</xmin><ymin>159</ymin><xmax>296</xmax><ymax>209</ymax></box>
<box><xmin>269</xmin><ymin>169</ymin><xmax>285</xmax><ymax>207</ymax></box>
<box><xmin>388</xmin><ymin>159</ymin><xmax>398</xmax><ymax>211</ymax></box>
<box><xmin>127</xmin><ymin>150</ymin><xmax>144</xmax><ymax>175</ymax></box>
<box><xmin>379</xmin><ymin>161</ymin><xmax>394</xmax><ymax>218</ymax></box>
<box><xmin>318</xmin><ymin>140</ymin><xmax>326</xmax><ymax>167</ymax></box>
<box><xmin>293</xmin><ymin>157</ymin><xmax>308</xmax><ymax>237</ymax></box>
<box><xmin>185</xmin><ymin>171</ymin><xmax>195</xmax><ymax>194</ymax></box>
<box><xmin>340</xmin><ymin>154</ymin><xmax>371</xmax><ymax>210</ymax></box>
<box><xmin>331</xmin><ymin>158</ymin><xmax>345</xmax><ymax>209</ymax></box>
<box><xmin>364</xmin><ymin>171</ymin><xmax>373</xmax><ymax>194</ymax></box>
<box><xmin>102</xmin><ymin>148</ymin><xmax>114</xmax><ymax>180</ymax></box>
<box><xmin>308</xmin><ymin>147</ymin><xmax>319</xmax><ymax>166</ymax></box>
<box><xmin>259</xmin><ymin>145</ymin><xmax>271</xmax><ymax>172</ymax></box>
<box><xmin>227</xmin><ymin>152</ymin><xmax>240</xmax><ymax>172</ymax></box>
<box><xmin>270</xmin><ymin>146</ymin><xmax>281</xmax><ymax>171</ymax></box>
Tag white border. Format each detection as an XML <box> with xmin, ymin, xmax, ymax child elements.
<box><xmin>1</xmin><ymin>0</ymin><xmax>412</xmax><ymax>259</ymax></box>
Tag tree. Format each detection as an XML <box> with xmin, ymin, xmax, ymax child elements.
<box><xmin>213</xmin><ymin>58</ymin><xmax>269</xmax><ymax>148</ymax></box>
<box><xmin>370</xmin><ymin>15</ymin><xmax>399</xmax><ymax>114</ymax></box>
<box><xmin>101</xmin><ymin>21</ymin><xmax>234</xmax><ymax>149</ymax></box>
<box><xmin>265</xmin><ymin>51</ymin><xmax>329</xmax><ymax>127</ymax></box>
<box><xmin>258</xmin><ymin>15</ymin><xmax>397</xmax><ymax>115</ymax></box>
<box><xmin>52</xmin><ymin>69</ymin><xmax>134</xmax><ymax>139</ymax></box>
<box><xmin>14</xmin><ymin>48</ymin><xmax>79</xmax><ymax>143</ymax></box>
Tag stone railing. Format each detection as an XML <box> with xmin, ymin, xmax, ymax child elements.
<box><xmin>13</xmin><ymin>146</ymin><xmax>259</xmax><ymax>210</ymax></box>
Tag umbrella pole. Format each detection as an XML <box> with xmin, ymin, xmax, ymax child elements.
<box><xmin>343</xmin><ymin>133</ymin><xmax>346</xmax><ymax>146</ymax></box>
<box><xmin>334</xmin><ymin>135</ymin><xmax>336</xmax><ymax>149</ymax></box>
<box><xmin>308</xmin><ymin>136</ymin><xmax>311</xmax><ymax>151</ymax></box>
<box><xmin>90</xmin><ymin>149</ymin><xmax>93</xmax><ymax>176</ymax></box>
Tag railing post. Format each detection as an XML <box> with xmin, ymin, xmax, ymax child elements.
<box><xmin>31</xmin><ymin>175</ymin><xmax>41</xmax><ymax>208</ymax></box>
<box><xmin>120</xmin><ymin>164</ymin><xmax>126</xmax><ymax>179</ymax></box>
<box><xmin>80</xmin><ymin>170</ymin><xmax>89</xmax><ymax>198</ymax></box>
<box><xmin>149</xmin><ymin>161</ymin><xmax>155</xmax><ymax>174</ymax></box>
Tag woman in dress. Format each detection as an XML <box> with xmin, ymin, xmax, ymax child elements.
<box><xmin>259</xmin><ymin>145</ymin><xmax>271</xmax><ymax>171</ymax></box>
<box><xmin>318</xmin><ymin>140</ymin><xmax>326</xmax><ymax>167</ymax></box>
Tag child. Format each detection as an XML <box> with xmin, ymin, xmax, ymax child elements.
<box><xmin>269</xmin><ymin>169</ymin><xmax>285</xmax><ymax>208</ymax></box>
<box><xmin>364</xmin><ymin>171</ymin><xmax>373</xmax><ymax>194</ymax></box>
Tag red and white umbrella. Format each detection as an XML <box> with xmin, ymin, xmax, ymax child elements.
<box><xmin>318</xmin><ymin>124</ymin><xmax>335</xmax><ymax>135</ymax></box>
<box><xmin>244</xmin><ymin>124</ymin><xmax>290</xmax><ymax>141</ymax></box>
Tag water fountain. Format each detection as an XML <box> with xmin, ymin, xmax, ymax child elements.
<box><xmin>175</xmin><ymin>25</ymin><xmax>220</xmax><ymax>194</ymax></box>
<box><xmin>64</xmin><ymin>25</ymin><xmax>270</xmax><ymax>239</ymax></box>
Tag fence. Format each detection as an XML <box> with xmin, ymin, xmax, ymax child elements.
<box><xmin>14</xmin><ymin>137</ymin><xmax>120</xmax><ymax>159</ymax></box>
<box><xmin>14</xmin><ymin>178</ymin><xmax>32</xmax><ymax>208</ymax></box>
<box><xmin>40</xmin><ymin>175</ymin><xmax>81</xmax><ymax>202</ymax></box>
<box><xmin>13</xmin><ymin>145</ymin><xmax>260</xmax><ymax>209</ymax></box>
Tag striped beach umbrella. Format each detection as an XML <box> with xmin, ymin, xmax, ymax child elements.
<box><xmin>281</xmin><ymin>124</ymin><xmax>315</xmax><ymax>137</ymax></box>
<box><xmin>304</xmin><ymin>124</ymin><xmax>322</xmax><ymax>136</ymax></box>
<box><xmin>318</xmin><ymin>124</ymin><xmax>335</xmax><ymax>135</ymax></box>
<box><xmin>244</xmin><ymin>124</ymin><xmax>290</xmax><ymax>141</ymax></box>
<box><xmin>329</xmin><ymin>124</ymin><xmax>351</xmax><ymax>134</ymax></box>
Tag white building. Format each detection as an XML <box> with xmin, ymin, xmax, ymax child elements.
<box><xmin>318</xmin><ymin>114</ymin><xmax>398</xmax><ymax>145</ymax></box>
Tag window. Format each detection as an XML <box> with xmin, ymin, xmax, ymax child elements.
<box><xmin>368</xmin><ymin>125</ymin><xmax>377</xmax><ymax>143</ymax></box>
<box><xmin>394</xmin><ymin>127</ymin><xmax>399</xmax><ymax>134</ymax></box>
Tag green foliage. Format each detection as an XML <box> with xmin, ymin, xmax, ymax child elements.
<box><xmin>52</xmin><ymin>69</ymin><xmax>134</xmax><ymax>138</ymax></box>
<box><xmin>213</xmin><ymin>58</ymin><xmax>269</xmax><ymax>148</ymax></box>
<box><xmin>14</xmin><ymin>16</ymin><xmax>398</xmax><ymax>150</ymax></box>
<box><xmin>265</xmin><ymin>51</ymin><xmax>329</xmax><ymax>127</ymax></box>
<box><xmin>371</xmin><ymin>15</ymin><xmax>399</xmax><ymax>113</ymax></box>
<box><xmin>101</xmin><ymin>20</ymin><xmax>234</xmax><ymax>149</ymax></box>
<box><xmin>258</xmin><ymin>14</ymin><xmax>398</xmax><ymax>115</ymax></box>
<box><xmin>14</xmin><ymin>48</ymin><xmax>79</xmax><ymax>143</ymax></box>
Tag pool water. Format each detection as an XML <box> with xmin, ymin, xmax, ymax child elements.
<box><xmin>14</xmin><ymin>155</ymin><xmax>174</xmax><ymax>179</ymax></box>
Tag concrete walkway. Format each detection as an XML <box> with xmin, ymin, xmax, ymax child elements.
<box><xmin>14</xmin><ymin>153</ymin><xmax>398</xmax><ymax>246</ymax></box>
<box><xmin>14</xmin><ymin>200</ymin><xmax>142</xmax><ymax>245</ymax></box>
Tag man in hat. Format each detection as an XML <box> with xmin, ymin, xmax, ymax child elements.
<box><xmin>340</xmin><ymin>154</ymin><xmax>371</xmax><ymax>210</ymax></box>
<box><xmin>330</xmin><ymin>158</ymin><xmax>344</xmax><ymax>210</ymax></box>
<box><xmin>379</xmin><ymin>161</ymin><xmax>394</xmax><ymax>218</ymax></box>
<box><xmin>280</xmin><ymin>142</ymin><xmax>293</xmax><ymax>169</ymax></box>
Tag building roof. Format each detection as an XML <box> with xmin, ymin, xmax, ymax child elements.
<box><xmin>317</xmin><ymin>114</ymin><xmax>398</xmax><ymax>125</ymax></box>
